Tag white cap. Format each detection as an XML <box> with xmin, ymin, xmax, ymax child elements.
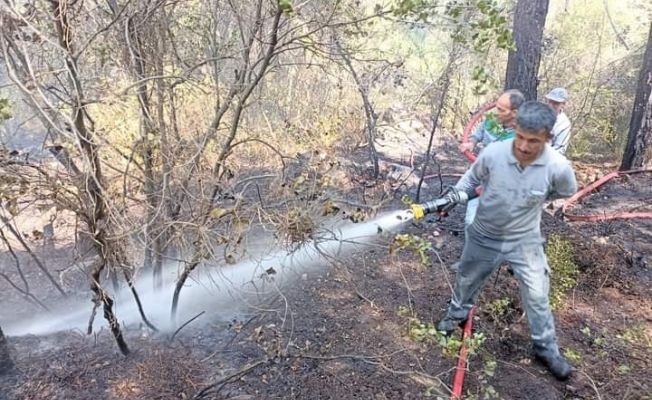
<box><xmin>545</xmin><ymin>88</ymin><xmax>568</xmax><ymax>103</ymax></box>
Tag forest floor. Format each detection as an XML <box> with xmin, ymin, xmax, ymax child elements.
<box><xmin>0</xmin><ymin>115</ymin><xmax>651</xmax><ymax>400</ymax></box>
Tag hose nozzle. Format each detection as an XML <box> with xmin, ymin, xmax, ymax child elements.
<box><xmin>409</xmin><ymin>186</ymin><xmax>477</xmax><ymax>221</ymax></box>
<box><xmin>410</xmin><ymin>198</ymin><xmax>452</xmax><ymax>221</ymax></box>
<box><xmin>410</xmin><ymin>203</ymin><xmax>426</xmax><ymax>221</ymax></box>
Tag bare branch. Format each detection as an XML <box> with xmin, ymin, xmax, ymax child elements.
<box><xmin>603</xmin><ymin>0</ymin><xmax>630</xmax><ymax>50</ymax></box>
<box><xmin>0</xmin><ymin>214</ymin><xmax>67</xmax><ymax>297</ymax></box>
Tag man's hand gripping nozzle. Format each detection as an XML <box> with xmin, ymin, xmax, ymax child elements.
<box><xmin>409</xmin><ymin>186</ymin><xmax>477</xmax><ymax>221</ymax></box>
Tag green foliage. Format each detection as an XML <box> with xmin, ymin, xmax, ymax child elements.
<box><xmin>408</xmin><ymin>317</ymin><xmax>486</xmax><ymax>358</ymax></box>
<box><xmin>583</xmin><ymin>325</ymin><xmax>651</xmax><ymax>366</ymax></box>
<box><xmin>580</xmin><ymin>326</ymin><xmax>591</xmax><ymax>337</ymax></box>
<box><xmin>564</xmin><ymin>348</ymin><xmax>582</xmax><ymax>363</ymax></box>
<box><xmin>483</xmin><ymin>359</ymin><xmax>497</xmax><ymax>378</ymax></box>
<box><xmin>467</xmin><ymin>358</ymin><xmax>500</xmax><ymax>400</ymax></box>
<box><xmin>448</xmin><ymin>0</ymin><xmax>514</xmax><ymax>51</ymax></box>
<box><xmin>471</xmin><ymin>66</ymin><xmax>492</xmax><ymax>95</ymax></box>
<box><xmin>545</xmin><ymin>234</ymin><xmax>579</xmax><ymax>310</ymax></box>
<box><xmin>617</xmin><ymin>325</ymin><xmax>652</xmax><ymax>348</ymax></box>
<box><xmin>279</xmin><ymin>0</ymin><xmax>292</xmax><ymax>14</ymax></box>
<box><xmin>540</xmin><ymin>0</ymin><xmax>650</xmax><ymax>161</ymax></box>
<box><xmin>483</xmin><ymin>111</ymin><xmax>513</xmax><ymax>139</ymax></box>
<box><xmin>486</xmin><ymin>297</ymin><xmax>510</xmax><ymax>320</ymax></box>
<box><xmin>392</xmin><ymin>0</ymin><xmax>429</xmax><ymax>20</ymax></box>
<box><xmin>448</xmin><ymin>0</ymin><xmax>514</xmax><ymax>94</ymax></box>
<box><xmin>397</xmin><ymin>304</ymin><xmax>412</xmax><ymax>317</ymax></box>
<box><xmin>617</xmin><ymin>364</ymin><xmax>632</xmax><ymax>375</ymax></box>
<box><xmin>391</xmin><ymin>233</ymin><xmax>432</xmax><ymax>265</ymax></box>
<box><xmin>593</xmin><ymin>336</ymin><xmax>607</xmax><ymax>348</ymax></box>
<box><xmin>477</xmin><ymin>385</ymin><xmax>499</xmax><ymax>400</ymax></box>
<box><xmin>400</xmin><ymin>194</ymin><xmax>414</xmax><ymax>206</ymax></box>
<box><xmin>392</xmin><ymin>0</ymin><xmax>514</xmax><ymax>54</ymax></box>
<box><xmin>0</xmin><ymin>98</ymin><xmax>12</xmax><ymax>121</ymax></box>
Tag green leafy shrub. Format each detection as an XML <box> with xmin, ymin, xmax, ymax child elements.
<box><xmin>545</xmin><ymin>234</ymin><xmax>579</xmax><ymax>310</ymax></box>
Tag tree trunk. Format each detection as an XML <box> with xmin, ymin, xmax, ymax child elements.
<box><xmin>170</xmin><ymin>4</ymin><xmax>282</xmax><ymax>323</ymax></box>
<box><xmin>49</xmin><ymin>1</ymin><xmax>130</xmax><ymax>355</ymax></box>
<box><xmin>504</xmin><ymin>0</ymin><xmax>550</xmax><ymax>101</ymax></box>
<box><xmin>620</xmin><ymin>22</ymin><xmax>652</xmax><ymax>171</ymax></box>
<box><xmin>0</xmin><ymin>325</ymin><xmax>13</xmax><ymax>374</ymax></box>
<box><xmin>334</xmin><ymin>38</ymin><xmax>380</xmax><ymax>178</ymax></box>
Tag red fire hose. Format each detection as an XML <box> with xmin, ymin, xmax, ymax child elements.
<box><xmin>562</xmin><ymin>169</ymin><xmax>652</xmax><ymax>221</ymax></box>
<box><xmin>451</xmin><ymin>308</ymin><xmax>476</xmax><ymax>400</ymax></box>
<box><xmin>461</xmin><ymin>102</ymin><xmax>496</xmax><ymax>163</ymax></box>
<box><xmin>447</xmin><ymin>103</ymin><xmax>494</xmax><ymax>400</ymax></box>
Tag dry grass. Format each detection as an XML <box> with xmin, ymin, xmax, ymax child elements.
<box><xmin>2</xmin><ymin>331</ymin><xmax>209</xmax><ymax>400</ymax></box>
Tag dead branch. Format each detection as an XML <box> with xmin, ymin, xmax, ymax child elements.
<box><xmin>0</xmin><ymin>226</ymin><xmax>29</xmax><ymax>293</ymax></box>
<box><xmin>603</xmin><ymin>0</ymin><xmax>629</xmax><ymax>50</ymax></box>
<box><xmin>171</xmin><ymin>3</ymin><xmax>283</xmax><ymax>323</ymax></box>
<box><xmin>169</xmin><ymin>311</ymin><xmax>205</xmax><ymax>342</ymax></box>
<box><xmin>334</xmin><ymin>34</ymin><xmax>380</xmax><ymax>178</ymax></box>
<box><xmin>192</xmin><ymin>358</ymin><xmax>271</xmax><ymax>400</ymax></box>
<box><xmin>0</xmin><ymin>215</ymin><xmax>67</xmax><ymax>297</ymax></box>
<box><xmin>415</xmin><ymin>29</ymin><xmax>464</xmax><ymax>202</ymax></box>
<box><xmin>0</xmin><ymin>273</ymin><xmax>50</xmax><ymax>312</ymax></box>
<box><xmin>89</xmin><ymin>268</ymin><xmax>129</xmax><ymax>355</ymax></box>
<box><xmin>123</xmin><ymin>269</ymin><xmax>159</xmax><ymax>332</ymax></box>
<box><xmin>46</xmin><ymin>0</ymin><xmax>130</xmax><ymax>355</ymax></box>
<box><xmin>87</xmin><ymin>296</ymin><xmax>100</xmax><ymax>335</ymax></box>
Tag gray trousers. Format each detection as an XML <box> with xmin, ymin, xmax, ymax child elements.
<box><xmin>447</xmin><ymin>225</ymin><xmax>560</xmax><ymax>355</ymax></box>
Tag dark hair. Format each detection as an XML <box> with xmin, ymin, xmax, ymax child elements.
<box><xmin>516</xmin><ymin>101</ymin><xmax>557</xmax><ymax>134</ymax></box>
<box><xmin>504</xmin><ymin>89</ymin><xmax>525</xmax><ymax>110</ymax></box>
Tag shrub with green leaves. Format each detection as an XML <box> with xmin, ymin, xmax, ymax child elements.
<box><xmin>391</xmin><ymin>233</ymin><xmax>432</xmax><ymax>265</ymax></box>
<box><xmin>408</xmin><ymin>318</ymin><xmax>486</xmax><ymax>358</ymax></box>
<box><xmin>545</xmin><ymin>234</ymin><xmax>580</xmax><ymax>310</ymax></box>
<box><xmin>486</xmin><ymin>297</ymin><xmax>511</xmax><ymax>320</ymax></box>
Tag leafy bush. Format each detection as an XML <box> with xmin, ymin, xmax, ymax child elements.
<box><xmin>545</xmin><ymin>234</ymin><xmax>580</xmax><ymax>310</ymax></box>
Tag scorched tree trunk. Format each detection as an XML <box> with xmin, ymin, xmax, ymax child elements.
<box><xmin>504</xmin><ymin>0</ymin><xmax>550</xmax><ymax>101</ymax></box>
<box><xmin>0</xmin><ymin>325</ymin><xmax>13</xmax><ymax>374</ymax></box>
<box><xmin>620</xmin><ymin>22</ymin><xmax>652</xmax><ymax>170</ymax></box>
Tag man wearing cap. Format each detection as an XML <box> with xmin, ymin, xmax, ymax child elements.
<box><xmin>545</xmin><ymin>88</ymin><xmax>572</xmax><ymax>155</ymax></box>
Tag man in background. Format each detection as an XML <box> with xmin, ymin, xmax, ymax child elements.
<box><xmin>460</xmin><ymin>89</ymin><xmax>525</xmax><ymax>226</ymax></box>
<box><xmin>545</xmin><ymin>88</ymin><xmax>572</xmax><ymax>155</ymax></box>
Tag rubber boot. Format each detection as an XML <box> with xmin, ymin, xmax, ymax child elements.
<box><xmin>532</xmin><ymin>346</ymin><xmax>575</xmax><ymax>380</ymax></box>
<box><xmin>436</xmin><ymin>316</ymin><xmax>467</xmax><ymax>336</ymax></box>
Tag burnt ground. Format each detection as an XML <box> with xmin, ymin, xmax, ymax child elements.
<box><xmin>1</xmin><ymin>124</ymin><xmax>651</xmax><ymax>400</ymax></box>
<box><xmin>567</xmin><ymin>172</ymin><xmax>652</xmax><ymax>216</ymax></box>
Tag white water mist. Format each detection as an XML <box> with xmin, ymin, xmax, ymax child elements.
<box><xmin>4</xmin><ymin>209</ymin><xmax>415</xmax><ymax>337</ymax></box>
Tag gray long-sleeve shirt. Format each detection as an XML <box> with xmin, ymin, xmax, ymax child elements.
<box><xmin>455</xmin><ymin>140</ymin><xmax>577</xmax><ymax>242</ymax></box>
<box><xmin>550</xmin><ymin>112</ymin><xmax>572</xmax><ymax>155</ymax></box>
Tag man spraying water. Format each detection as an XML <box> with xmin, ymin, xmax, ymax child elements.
<box><xmin>411</xmin><ymin>101</ymin><xmax>578</xmax><ymax>380</ymax></box>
